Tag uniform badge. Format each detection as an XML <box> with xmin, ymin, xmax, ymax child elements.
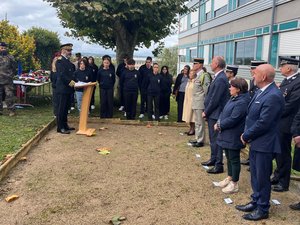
<box><xmin>86</xmin><ymin>76</ymin><xmax>88</xmax><ymax>81</ymax></box>
<box><xmin>158</xmin><ymin>79</ymin><xmax>160</xmax><ymax>83</ymax></box>
<box><xmin>109</xmin><ymin>74</ymin><xmax>112</xmax><ymax>77</ymax></box>
<box><xmin>135</xmin><ymin>74</ymin><xmax>137</xmax><ymax>78</ymax></box>
<box><xmin>283</xmin><ymin>88</ymin><xmax>288</xmax><ymax>97</ymax></box>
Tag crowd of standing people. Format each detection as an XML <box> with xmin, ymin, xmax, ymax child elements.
<box><xmin>1</xmin><ymin>40</ymin><xmax>299</xmax><ymax>222</ymax></box>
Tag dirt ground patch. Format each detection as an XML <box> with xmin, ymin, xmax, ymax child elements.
<box><xmin>0</xmin><ymin>123</ymin><xmax>299</xmax><ymax>225</ymax></box>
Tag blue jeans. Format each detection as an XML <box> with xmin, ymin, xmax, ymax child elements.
<box><xmin>75</xmin><ymin>91</ymin><xmax>83</xmax><ymax>111</ymax></box>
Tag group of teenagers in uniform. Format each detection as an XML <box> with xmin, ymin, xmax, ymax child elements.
<box><xmin>176</xmin><ymin>55</ymin><xmax>300</xmax><ymax>221</ymax></box>
<box><xmin>52</xmin><ymin>43</ymin><xmax>300</xmax><ymax>221</ymax></box>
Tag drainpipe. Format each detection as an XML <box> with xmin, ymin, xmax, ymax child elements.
<box><xmin>268</xmin><ymin>0</ymin><xmax>277</xmax><ymax>63</ymax></box>
<box><xmin>196</xmin><ymin>0</ymin><xmax>201</xmax><ymax>57</ymax></box>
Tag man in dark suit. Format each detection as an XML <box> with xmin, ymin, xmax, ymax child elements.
<box><xmin>272</xmin><ymin>57</ymin><xmax>300</xmax><ymax>192</ymax></box>
<box><xmin>55</xmin><ymin>43</ymin><xmax>76</xmax><ymax>134</ymax></box>
<box><xmin>237</xmin><ymin>64</ymin><xmax>284</xmax><ymax>221</ymax></box>
<box><xmin>201</xmin><ymin>56</ymin><xmax>230</xmax><ymax>174</ymax></box>
<box><xmin>290</xmin><ymin>106</ymin><xmax>300</xmax><ymax>210</ymax></box>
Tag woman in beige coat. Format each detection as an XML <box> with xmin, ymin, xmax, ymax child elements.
<box><xmin>182</xmin><ymin>69</ymin><xmax>196</xmax><ymax>135</ymax></box>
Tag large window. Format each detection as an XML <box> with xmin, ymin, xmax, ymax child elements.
<box><xmin>190</xmin><ymin>48</ymin><xmax>197</xmax><ymax>62</ymax></box>
<box><xmin>205</xmin><ymin>0</ymin><xmax>211</xmax><ymax>21</ymax></box>
<box><xmin>235</xmin><ymin>39</ymin><xmax>256</xmax><ymax>65</ymax></box>
<box><xmin>179</xmin><ymin>49</ymin><xmax>187</xmax><ymax>62</ymax></box>
<box><xmin>213</xmin><ymin>43</ymin><xmax>226</xmax><ymax>58</ymax></box>
<box><xmin>179</xmin><ymin>16</ymin><xmax>188</xmax><ymax>32</ymax></box>
<box><xmin>238</xmin><ymin>0</ymin><xmax>253</xmax><ymax>7</ymax></box>
<box><xmin>214</xmin><ymin>0</ymin><xmax>228</xmax><ymax>17</ymax></box>
<box><xmin>214</xmin><ymin>5</ymin><xmax>227</xmax><ymax>17</ymax></box>
<box><xmin>190</xmin><ymin>6</ymin><xmax>199</xmax><ymax>28</ymax></box>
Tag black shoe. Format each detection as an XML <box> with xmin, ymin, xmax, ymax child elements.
<box><xmin>207</xmin><ymin>166</ymin><xmax>224</xmax><ymax>174</ymax></box>
<box><xmin>58</xmin><ymin>129</ymin><xmax>70</xmax><ymax>134</ymax></box>
<box><xmin>240</xmin><ymin>159</ymin><xmax>249</xmax><ymax>165</ymax></box>
<box><xmin>272</xmin><ymin>183</ymin><xmax>288</xmax><ymax>192</ymax></box>
<box><xmin>187</xmin><ymin>132</ymin><xmax>195</xmax><ymax>136</ymax></box>
<box><xmin>66</xmin><ymin>126</ymin><xmax>75</xmax><ymax>131</ymax></box>
<box><xmin>189</xmin><ymin>139</ymin><xmax>197</xmax><ymax>144</ymax></box>
<box><xmin>289</xmin><ymin>202</ymin><xmax>300</xmax><ymax>210</ymax></box>
<box><xmin>236</xmin><ymin>202</ymin><xmax>257</xmax><ymax>212</ymax></box>
<box><xmin>270</xmin><ymin>177</ymin><xmax>279</xmax><ymax>185</ymax></box>
<box><xmin>201</xmin><ymin>160</ymin><xmax>215</xmax><ymax>167</ymax></box>
<box><xmin>243</xmin><ymin>209</ymin><xmax>268</xmax><ymax>221</ymax></box>
<box><xmin>192</xmin><ymin>142</ymin><xmax>204</xmax><ymax>147</ymax></box>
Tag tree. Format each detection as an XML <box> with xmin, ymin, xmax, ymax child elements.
<box><xmin>0</xmin><ymin>20</ymin><xmax>40</xmax><ymax>72</ymax></box>
<box><xmin>44</xmin><ymin>0</ymin><xmax>188</xmax><ymax>63</ymax></box>
<box><xmin>25</xmin><ymin>27</ymin><xmax>61</xmax><ymax>70</ymax></box>
<box><xmin>157</xmin><ymin>46</ymin><xmax>178</xmax><ymax>76</ymax></box>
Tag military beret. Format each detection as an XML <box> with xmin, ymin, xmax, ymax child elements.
<box><xmin>279</xmin><ymin>56</ymin><xmax>300</xmax><ymax>66</ymax></box>
<box><xmin>0</xmin><ymin>42</ymin><xmax>7</xmax><ymax>47</ymax></box>
<box><xmin>226</xmin><ymin>65</ymin><xmax>239</xmax><ymax>75</ymax></box>
<box><xmin>193</xmin><ymin>58</ymin><xmax>204</xmax><ymax>64</ymax></box>
<box><xmin>60</xmin><ymin>43</ymin><xmax>73</xmax><ymax>50</ymax></box>
<box><xmin>75</xmin><ymin>52</ymin><xmax>81</xmax><ymax>57</ymax></box>
<box><xmin>250</xmin><ymin>60</ymin><xmax>267</xmax><ymax>69</ymax></box>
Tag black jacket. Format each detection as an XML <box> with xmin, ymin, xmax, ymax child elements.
<box><xmin>160</xmin><ymin>73</ymin><xmax>173</xmax><ymax>95</ymax></box>
<box><xmin>74</xmin><ymin>68</ymin><xmax>92</xmax><ymax>92</ymax></box>
<box><xmin>121</xmin><ymin>68</ymin><xmax>139</xmax><ymax>92</ymax></box>
<box><xmin>138</xmin><ymin>64</ymin><xmax>152</xmax><ymax>93</ymax></box>
<box><xmin>55</xmin><ymin>56</ymin><xmax>76</xmax><ymax>94</ymax></box>
<box><xmin>279</xmin><ymin>73</ymin><xmax>300</xmax><ymax>134</ymax></box>
<box><xmin>97</xmin><ymin>68</ymin><xmax>115</xmax><ymax>89</ymax></box>
<box><xmin>89</xmin><ymin>64</ymin><xmax>98</xmax><ymax>82</ymax></box>
<box><xmin>146</xmin><ymin>73</ymin><xmax>162</xmax><ymax>96</ymax></box>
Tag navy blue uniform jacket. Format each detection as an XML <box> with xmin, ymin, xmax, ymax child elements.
<box><xmin>121</xmin><ymin>68</ymin><xmax>139</xmax><ymax>92</ymax></box>
<box><xmin>204</xmin><ymin>71</ymin><xmax>230</xmax><ymax>120</ymax></box>
<box><xmin>146</xmin><ymin>73</ymin><xmax>162</xmax><ymax>96</ymax></box>
<box><xmin>55</xmin><ymin>56</ymin><xmax>76</xmax><ymax>94</ymax></box>
<box><xmin>217</xmin><ymin>93</ymin><xmax>250</xmax><ymax>150</ymax></box>
<box><xmin>97</xmin><ymin>68</ymin><xmax>115</xmax><ymax>90</ymax></box>
<box><xmin>243</xmin><ymin>82</ymin><xmax>285</xmax><ymax>153</ymax></box>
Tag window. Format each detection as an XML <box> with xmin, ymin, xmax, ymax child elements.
<box><xmin>238</xmin><ymin>0</ymin><xmax>253</xmax><ymax>7</ymax></box>
<box><xmin>214</xmin><ymin>5</ymin><xmax>227</xmax><ymax>17</ymax></box>
<box><xmin>213</xmin><ymin>43</ymin><xmax>226</xmax><ymax>58</ymax></box>
<box><xmin>214</xmin><ymin>0</ymin><xmax>228</xmax><ymax>17</ymax></box>
<box><xmin>179</xmin><ymin>48</ymin><xmax>187</xmax><ymax>62</ymax></box>
<box><xmin>190</xmin><ymin>6</ymin><xmax>199</xmax><ymax>28</ymax></box>
<box><xmin>235</xmin><ymin>39</ymin><xmax>256</xmax><ymax>65</ymax></box>
<box><xmin>190</xmin><ymin>48</ymin><xmax>197</xmax><ymax>62</ymax></box>
<box><xmin>179</xmin><ymin>16</ymin><xmax>188</xmax><ymax>32</ymax></box>
<box><xmin>205</xmin><ymin>0</ymin><xmax>211</xmax><ymax>21</ymax></box>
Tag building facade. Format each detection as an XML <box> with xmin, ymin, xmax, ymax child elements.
<box><xmin>178</xmin><ymin>0</ymin><xmax>300</xmax><ymax>80</ymax></box>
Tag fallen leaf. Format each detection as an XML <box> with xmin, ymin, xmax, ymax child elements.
<box><xmin>158</xmin><ymin>132</ymin><xmax>163</xmax><ymax>135</ymax></box>
<box><xmin>146</xmin><ymin>124</ymin><xmax>151</xmax><ymax>128</ymax></box>
<box><xmin>96</xmin><ymin>147</ymin><xmax>111</xmax><ymax>152</ymax></box>
<box><xmin>99</xmin><ymin>150</ymin><xmax>110</xmax><ymax>155</ymax></box>
<box><xmin>99</xmin><ymin>127</ymin><xmax>108</xmax><ymax>130</ymax></box>
<box><xmin>118</xmin><ymin>216</ymin><xmax>126</xmax><ymax>221</ymax></box>
<box><xmin>5</xmin><ymin>195</ymin><xmax>19</xmax><ymax>202</ymax></box>
<box><xmin>19</xmin><ymin>157</ymin><xmax>27</xmax><ymax>161</ymax></box>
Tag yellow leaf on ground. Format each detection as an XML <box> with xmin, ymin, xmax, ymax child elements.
<box><xmin>5</xmin><ymin>195</ymin><xmax>19</xmax><ymax>202</ymax></box>
<box><xmin>96</xmin><ymin>147</ymin><xmax>111</xmax><ymax>152</ymax></box>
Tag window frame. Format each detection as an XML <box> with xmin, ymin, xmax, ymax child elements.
<box><xmin>234</xmin><ymin>38</ymin><xmax>257</xmax><ymax>66</ymax></box>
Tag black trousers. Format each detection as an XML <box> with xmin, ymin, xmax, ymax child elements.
<box><xmin>57</xmin><ymin>93</ymin><xmax>71</xmax><ymax>131</ymax></box>
<box><xmin>148</xmin><ymin>95</ymin><xmax>160</xmax><ymax>121</ymax></box>
<box><xmin>70</xmin><ymin>93</ymin><xmax>75</xmax><ymax>108</ymax></box>
<box><xmin>52</xmin><ymin>88</ymin><xmax>58</xmax><ymax>117</ymax></box>
<box><xmin>124</xmin><ymin>91</ymin><xmax>138</xmax><ymax>120</ymax></box>
<box><xmin>274</xmin><ymin>132</ymin><xmax>292</xmax><ymax>188</ymax></box>
<box><xmin>140</xmin><ymin>92</ymin><xmax>147</xmax><ymax>114</ymax></box>
<box><xmin>100</xmin><ymin>88</ymin><xmax>114</xmax><ymax>118</ymax></box>
<box><xmin>159</xmin><ymin>93</ymin><xmax>171</xmax><ymax>116</ymax></box>
<box><xmin>177</xmin><ymin>91</ymin><xmax>185</xmax><ymax>122</ymax></box>
<box><xmin>119</xmin><ymin>85</ymin><xmax>125</xmax><ymax>107</ymax></box>
<box><xmin>90</xmin><ymin>86</ymin><xmax>96</xmax><ymax>106</ymax></box>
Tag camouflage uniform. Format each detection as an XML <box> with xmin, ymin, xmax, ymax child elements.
<box><xmin>0</xmin><ymin>52</ymin><xmax>16</xmax><ymax>114</ymax></box>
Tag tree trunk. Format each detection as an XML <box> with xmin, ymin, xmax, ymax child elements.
<box><xmin>114</xmin><ymin>20</ymin><xmax>137</xmax><ymax>65</ymax></box>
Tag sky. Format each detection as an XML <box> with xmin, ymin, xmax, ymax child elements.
<box><xmin>0</xmin><ymin>0</ymin><xmax>178</xmax><ymax>57</ymax></box>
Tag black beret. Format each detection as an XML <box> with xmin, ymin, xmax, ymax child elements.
<box><xmin>0</xmin><ymin>42</ymin><xmax>7</xmax><ymax>47</ymax></box>
<box><xmin>60</xmin><ymin>43</ymin><xmax>73</xmax><ymax>50</ymax></box>
<box><xmin>279</xmin><ymin>56</ymin><xmax>300</xmax><ymax>66</ymax></box>
<box><xmin>75</xmin><ymin>52</ymin><xmax>81</xmax><ymax>57</ymax></box>
<box><xmin>250</xmin><ymin>60</ymin><xmax>267</xmax><ymax>69</ymax></box>
<box><xmin>193</xmin><ymin>58</ymin><xmax>204</xmax><ymax>64</ymax></box>
<box><xmin>226</xmin><ymin>65</ymin><xmax>239</xmax><ymax>75</ymax></box>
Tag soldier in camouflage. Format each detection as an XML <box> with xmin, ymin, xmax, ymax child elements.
<box><xmin>0</xmin><ymin>42</ymin><xmax>17</xmax><ymax>116</ymax></box>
